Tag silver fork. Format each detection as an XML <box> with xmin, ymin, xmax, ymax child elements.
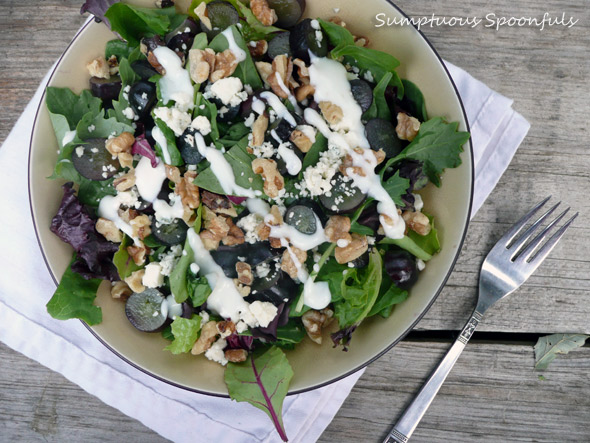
<box><xmin>383</xmin><ymin>197</ymin><xmax>578</xmax><ymax>443</ymax></box>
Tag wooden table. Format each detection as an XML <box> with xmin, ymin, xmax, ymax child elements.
<box><xmin>2</xmin><ymin>1</ymin><xmax>589</xmax><ymax>441</ymax></box>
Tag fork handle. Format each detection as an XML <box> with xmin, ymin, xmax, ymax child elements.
<box><xmin>382</xmin><ymin>310</ymin><xmax>484</xmax><ymax>443</ymax></box>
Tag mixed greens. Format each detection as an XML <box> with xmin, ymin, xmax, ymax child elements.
<box><xmin>46</xmin><ymin>0</ymin><xmax>469</xmax><ymax>439</ymax></box>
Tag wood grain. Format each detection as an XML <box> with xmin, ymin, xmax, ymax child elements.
<box><xmin>1</xmin><ymin>0</ymin><xmax>589</xmax><ymax>441</ymax></box>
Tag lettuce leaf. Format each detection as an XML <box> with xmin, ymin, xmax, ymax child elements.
<box><xmin>47</xmin><ymin>254</ymin><xmax>103</xmax><ymax>325</ymax></box>
<box><xmin>170</xmin><ymin>237</ymin><xmax>194</xmax><ymax>303</ymax></box>
<box><xmin>318</xmin><ymin>18</ymin><xmax>354</xmax><ymax>53</ymax></box>
<box><xmin>104</xmin><ymin>4</ymin><xmax>175</xmax><ymax>45</ymax></box>
<box><xmin>363</xmin><ymin>72</ymin><xmax>392</xmax><ymax>121</ymax></box>
<box><xmin>153</xmin><ymin>117</ymin><xmax>184</xmax><ymax>166</ymax></box>
<box><xmin>368</xmin><ymin>278</ymin><xmax>408</xmax><ymax>318</ymax></box>
<box><xmin>225</xmin><ymin>346</ymin><xmax>293</xmax><ymax>442</ymax></box>
<box><xmin>534</xmin><ymin>334</ymin><xmax>589</xmax><ymax>370</ymax></box>
<box><xmin>46</xmin><ymin>88</ymin><xmax>102</xmax><ymax>129</ymax></box>
<box><xmin>164</xmin><ymin>316</ymin><xmax>202</xmax><ymax>354</ymax></box>
<box><xmin>113</xmin><ymin>236</ymin><xmax>143</xmax><ymax>280</ymax></box>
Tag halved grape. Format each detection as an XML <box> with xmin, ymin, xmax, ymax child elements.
<box><xmin>89</xmin><ymin>76</ymin><xmax>122</xmax><ymax>103</ymax></box>
<box><xmin>365</xmin><ymin>118</ymin><xmax>405</xmax><ymax>158</ymax></box>
<box><xmin>384</xmin><ymin>249</ymin><xmax>418</xmax><ymax>289</ymax></box>
<box><xmin>349</xmin><ymin>250</ymin><xmax>370</xmax><ymax>268</ymax></box>
<box><xmin>151</xmin><ymin>218</ymin><xmax>189</xmax><ymax>246</ymax></box>
<box><xmin>177</xmin><ymin>127</ymin><xmax>205</xmax><ymax>165</ymax></box>
<box><xmin>290</xmin><ymin>18</ymin><xmax>327</xmax><ymax>62</ymax></box>
<box><xmin>131</xmin><ymin>60</ymin><xmax>159</xmax><ymax>80</ymax></box>
<box><xmin>201</xmin><ymin>1</ymin><xmax>239</xmax><ymax>39</ymax></box>
<box><xmin>285</xmin><ymin>205</ymin><xmax>318</xmax><ymax>235</ymax></box>
<box><xmin>350</xmin><ymin>79</ymin><xmax>373</xmax><ymax>113</ymax></box>
<box><xmin>71</xmin><ymin>138</ymin><xmax>119</xmax><ymax>181</ymax></box>
<box><xmin>247</xmin><ymin>269</ymin><xmax>298</xmax><ymax>306</ymax></box>
<box><xmin>267</xmin><ymin>0</ymin><xmax>304</xmax><ymax>28</ymax></box>
<box><xmin>125</xmin><ymin>289</ymin><xmax>167</xmax><ymax>332</ymax></box>
<box><xmin>267</xmin><ymin>32</ymin><xmax>292</xmax><ymax>59</ymax></box>
<box><xmin>128</xmin><ymin>81</ymin><xmax>156</xmax><ymax>120</ymax></box>
<box><xmin>319</xmin><ymin>174</ymin><xmax>367</xmax><ymax>215</ymax></box>
<box><xmin>165</xmin><ymin>17</ymin><xmax>199</xmax><ymax>45</ymax></box>
<box><xmin>210</xmin><ymin>243</ymin><xmax>281</xmax><ymax>278</ymax></box>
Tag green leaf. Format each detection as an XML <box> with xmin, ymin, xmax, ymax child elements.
<box><xmin>220</xmin><ymin>121</ymin><xmax>250</xmax><ymax>143</ymax></box>
<box><xmin>194</xmin><ymin>93</ymin><xmax>220</xmax><ymax>140</ymax></box>
<box><xmin>401</xmin><ymin>79</ymin><xmax>428</xmax><ymax>122</ymax></box>
<box><xmin>407</xmin><ymin>214</ymin><xmax>440</xmax><ymax>256</ymax></box>
<box><xmin>113</xmin><ymin>236</ymin><xmax>143</xmax><ymax>280</ymax></box>
<box><xmin>193</xmin><ymin>137</ymin><xmax>264</xmax><ymax>195</ymax></box>
<box><xmin>46</xmin><ymin>87</ymin><xmax>102</xmax><ymax>129</ymax></box>
<box><xmin>76</xmin><ymin>109</ymin><xmax>135</xmax><ymax>140</ymax></box>
<box><xmin>164</xmin><ymin>316</ymin><xmax>202</xmax><ymax>354</ymax></box>
<box><xmin>368</xmin><ymin>279</ymin><xmax>408</xmax><ymax>318</ymax></box>
<box><xmin>379</xmin><ymin>235</ymin><xmax>433</xmax><ymax>261</ymax></box>
<box><xmin>318</xmin><ymin>18</ymin><xmax>354</xmax><ymax>52</ymax></box>
<box><xmin>382</xmin><ymin>170</ymin><xmax>410</xmax><ymax>207</ymax></box>
<box><xmin>105</xmin><ymin>4</ymin><xmax>172</xmax><ymax>46</ymax></box>
<box><xmin>77</xmin><ymin>178</ymin><xmax>117</xmax><ymax>207</ymax></box>
<box><xmin>350</xmin><ymin>222</ymin><xmax>374</xmax><ymax>236</ymax></box>
<box><xmin>187</xmin><ymin>275</ymin><xmax>212</xmax><ymax>307</ymax></box>
<box><xmin>46</xmin><ymin>254</ymin><xmax>102</xmax><ymax>325</ymax></box>
<box><xmin>105</xmin><ymin>39</ymin><xmax>135</xmax><ymax>61</ymax></box>
<box><xmin>161</xmin><ymin>324</ymin><xmax>174</xmax><ymax>341</ymax></box>
<box><xmin>392</xmin><ymin>117</ymin><xmax>470</xmax><ymax>186</ymax></box>
<box><xmin>225</xmin><ymin>346</ymin><xmax>293</xmax><ymax>442</ymax></box>
<box><xmin>209</xmin><ymin>25</ymin><xmax>263</xmax><ymax>90</ymax></box>
<box><xmin>330</xmin><ymin>45</ymin><xmax>404</xmax><ymax>98</ymax></box>
<box><xmin>301</xmin><ymin>133</ymin><xmax>328</xmax><ymax>172</ymax></box>
<box><xmin>192</xmin><ymin>32</ymin><xmax>208</xmax><ymax>50</ymax></box>
<box><xmin>118</xmin><ymin>57</ymin><xmax>139</xmax><ymax>86</ymax></box>
<box><xmin>333</xmin><ymin>249</ymin><xmax>383</xmax><ymax>328</ymax></box>
<box><xmin>363</xmin><ymin>72</ymin><xmax>392</xmax><ymax>121</ymax></box>
<box><xmin>170</xmin><ymin>237</ymin><xmax>194</xmax><ymax>303</ymax></box>
<box><xmin>153</xmin><ymin>117</ymin><xmax>184</xmax><ymax>166</ymax></box>
<box><xmin>534</xmin><ymin>333</ymin><xmax>589</xmax><ymax>370</ymax></box>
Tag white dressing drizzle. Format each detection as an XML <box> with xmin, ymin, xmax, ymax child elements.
<box><xmin>193</xmin><ymin>132</ymin><xmax>261</xmax><ymax>198</ymax></box>
<box><xmin>61</xmin><ymin>130</ymin><xmax>76</xmax><ymax>147</ymax></box>
<box><xmin>277</xmin><ymin>143</ymin><xmax>302</xmax><ymax>175</ymax></box>
<box><xmin>152</xmin><ymin>46</ymin><xmax>194</xmax><ymax>111</ymax></box>
<box><xmin>134</xmin><ymin>156</ymin><xmax>167</xmax><ymax>203</ymax></box>
<box><xmin>98</xmin><ymin>194</ymin><xmax>138</xmax><ymax>244</ymax></box>
<box><xmin>246</xmin><ymin>197</ymin><xmax>270</xmax><ymax>216</ymax></box>
<box><xmin>268</xmin><ymin>213</ymin><xmax>327</xmax><ymax>251</ymax></box>
<box><xmin>413</xmin><ymin>193</ymin><xmax>424</xmax><ymax>211</ymax></box>
<box><xmin>251</xmin><ymin>97</ymin><xmax>266</xmax><ymax>115</ymax></box>
<box><xmin>221</xmin><ymin>27</ymin><xmax>247</xmax><ymax>63</ymax></box>
<box><xmin>259</xmin><ymin>91</ymin><xmax>297</xmax><ymax>126</ymax></box>
<box><xmin>161</xmin><ymin>294</ymin><xmax>183</xmax><ymax>320</ymax></box>
<box><xmin>151</xmin><ymin>126</ymin><xmax>172</xmax><ymax>165</ymax></box>
<box><xmin>153</xmin><ymin>196</ymin><xmax>184</xmax><ymax>223</ymax></box>
<box><xmin>273</xmin><ymin>72</ymin><xmax>302</xmax><ymax>114</ymax></box>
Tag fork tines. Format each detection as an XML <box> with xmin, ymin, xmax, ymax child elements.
<box><xmin>502</xmin><ymin>197</ymin><xmax>578</xmax><ymax>265</ymax></box>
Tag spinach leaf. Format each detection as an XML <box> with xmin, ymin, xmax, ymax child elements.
<box><xmin>78</xmin><ymin>179</ymin><xmax>117</xmax><ymax>207</ymax></box>
<box><xmin>332</xmin><ymin>249</ymin><xmax>383</xmax><ymax>329</ymax></box>
<box><xmin>301</xmin><ymin>133</ymin><xmax>327</xmax><ymax>171</ymax></box>
<box><xmin>368</xmin><ymin>279</ymin><xmax>408</xmax><ymax>318</ymax></box>
<box><xmin>170</xmin><ymin>237</ymin><xmax>194</xmax><ymax>303</ymax></box>
<box><xmin>105</xmin><ymin>39</ymin><xmax>135</xmax><ymax>61</ymax></box>
<box><xmin>46</xmin><ymin>254</ymin><xmax>103</xmax><ymax>325</ymax></box>
<box><xmin>379</xmin><ymin>235</ymin><xmax>433</xmax><ymax>261</ymax></box>
<box><xmin>105</xmin><ymin>4</ymin><xmax>174</xmax><ymax>45</ymax></box>
<box><xmin>113</xmin><ymin>236</ymin><xmax>143</xmax><ymax>280</ymax></box>
<box><xmin>318</xmin><ymin>18</ymin><xmax>354</xmax><ymax>52</ymax></box>
<box><xmin>209</xmin><ymin>25</ymin><xmax>263</xmax><ymax>90</ymax></box>
<box><xmin>153</xmin><ymin>117</ymin><xmax>184</xmax><ymax>166</ymax></box>
<box><xmin>383</xmin><ymin>170</ymin><xmax>410</xmax><ymax>206</ymax></box>
<box><xmin>401</xmin><ymin>79</ymin><xmax>428</xmax><ymax>122</ymax></box>
<box><xmin>164</xmin><ymin>316</ymin><xmax>202</xmax><ymax>354</ymax></box>
<box><xmin>330</xmin><ymin>45</ymin><xmax>404</xmax><ymax>98</ymax></box>
<box><xmin>76</xmin><ymin>109</ymin><xmax>135</xmax><ymax>140</ymax></box>
<box><xmin>534</xmin><ymin>334</ymin><xmax>589</xmax><ymax>370</ymax></box>
<box><xmin>350</xmin><ymin>222</ymin><xmax>374</xmax><ymax>236</ymax></box>
<box><xmin>389</xmin><ymin>117</ymin><xmax>470</xmax><ymax>186</ymax></box>
<box><xmin>407</xmin><ymin>214</ymin><xmax>440</xmax><ymax>256</ymax></box>
<box><xmin>225</xmin><ymin>346</ymin><xmax>293</xmax><ymax>442</ymax></box>
<box><xmin>219</xmin><ymin>121</ymin><xmax>250</xmax><ymax>144</ymax></box>
<box><xmin>187</xmin><ymin>275</ymin><xmax>212</xmax><ymax>307</ymax></box>
<box><xmin>194</xmin><ymin>136</ymin><xmax>264</xmax><ymax>195</ymax></box>
<box><xmin>363</xmin><ymin>72</ymin><xmax>392</xmax><ymax>121</ymax></box>
<box><xmin>48</xmin><ymin>112</ymin><xmax>78</xmax><ymax>150</ymax></box>
<box><xmin>46</xmin><ymin>87</ymin><xmax>102</xmax><ymax>129</ymax></box>
<box><xmin>194</xmin><ymin>93</ymin><xmax>220</xmax><ymax>140</ymax></box>
<box><xmin>109</xmin><ymin>58</ymin><xmax>138</xmax><ymax>125</ymax></box>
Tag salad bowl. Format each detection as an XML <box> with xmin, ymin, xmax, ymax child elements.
<box><xmin>29</xmin><ymin>0</ymin><xmax>473</xmax><ymax>396</ymax></box>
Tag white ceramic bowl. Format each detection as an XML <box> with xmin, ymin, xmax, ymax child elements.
<box><xmin>29</xmin><ymin>0</ymin><xmax>473</xmax><ymax>396</ymax></box>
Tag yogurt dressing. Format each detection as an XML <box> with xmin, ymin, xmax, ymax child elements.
<box><xmin>98</xmin><ymin>194</ymin><xmax>138</xmax><ymax>244</ymax></box>
<box><xmin>151</xmin><ymin>126</ymin><xmax>172</xmax><ymax>165</ymax></box>
<box><xmin>221</xmin><ymin>27</ymin><xmax>246</xmax><ymax>63</ymax></box>
<box><xmin>277</xmin><ymin>143</ymin><xmax>302</xmax><ymax>175</ymax></box>
<box><xmin>61</xmin><ymin>130</ymin><xmax>76</xmax><ymax>147</ymax></box>
<box><xmin>134</xmin><ymin>156</ymin><xmax>167</xmax><ymax>203</ymax></box>
<box><xmin>259</xmin><ymin>91</ymin><xmax>297</xmax><ymax>126</ymax></box>
<box><xmin>152</xmin><ymin>46</ymin><xmax>194</xmax><ymax>111</ymax></box>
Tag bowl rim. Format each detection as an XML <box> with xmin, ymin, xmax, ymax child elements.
<box><xmin>28</xmin><ymin>1</ymin><xmax>474</xmax><ymax>398</ymax></box>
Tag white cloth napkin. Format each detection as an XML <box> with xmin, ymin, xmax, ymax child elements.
<box><xmin>0</xmin><ymin>58</ymin><xmax>528</xmax><ymax>442</ymax></box>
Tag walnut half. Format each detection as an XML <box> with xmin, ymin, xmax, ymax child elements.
<box><xmin>251</xmin><ymin>158</ymin><xmax>284</xmax><ymax>198</ymax></box>
<box><xmin>302</xmin><ymin>308</ymin><xmax>334</xmax><ymax>344</ymax></box>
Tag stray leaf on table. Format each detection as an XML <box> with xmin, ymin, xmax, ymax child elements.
<box><xmin>534</xmin><ymin>333</ymin><xmax>589</xmax><ymax>370</ymax></box>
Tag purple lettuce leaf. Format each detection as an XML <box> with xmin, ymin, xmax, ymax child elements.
<box><xmin>226</xmin><ymin>334</ymin><xmax>255</xmax><ymax>351</ymax></box>
<box><xmin>251</xmin><ymin>303</ymin><xmax>289</xmax><ymax>342</ymax></box>
<box><xmin>132</xmin><ymin>134</ymin><xmax>159</xmax><ymax>168</ymax></box>
<box><xmin>80</xmin><ymin>0</ymin><xmax>118</xmax><ymax>26</ymax></box>
<box><xmin>330</xmin><ymin>325</ymin><xmax>358</xmax><ymax>351</ymax></box>
<box><xmin>50</xmin><ymin>183</ymin><xmax>119</xmax><ymax>281</ymax></box>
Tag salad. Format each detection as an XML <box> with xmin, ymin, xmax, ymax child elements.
<box><xmin>45</xmin><ymin>0</ymin><xmax>469</xmax><ymax>439</ymax></box>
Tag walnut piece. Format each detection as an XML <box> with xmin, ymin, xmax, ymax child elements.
<box><xmin>216</xmin><ymin>320</ymin><xmax>236</xmax><ymax>338</ymax></box>
<box><xmin>201</xmin><ymin>190</ymin><xmax>237</xmax><ymax>216</ymax></box>
<box><xmin>339</xmin><ymin>148</ymin><xmax>385</xmax><ymax>177</ymax></box>
<box><xmin>402</xmin><ymin>210</ymin><xmax>431</xmax><ymax>236</ymax></box>
<box><xmin>113</xmin><ymin>171</ymin><xmax>136</xmax><ymax>192</ymax></box>
<box><xmin>396</xmin><ymin>112</ymin><xmax>421</xmax><ymax>142</ymax></box>
<box><xmin>295</xmin><ymin>84</ymin><xmax>315</xmax><ymax>102</ymax></box>
<box><xmin>111</xmin><ymin>281</ymin><xmax>132</xmax><ymax>299</ymax></box>
<box><xmin>127</xmin><ymin>242</ymin><xmax>149</xmax><ymax>266</ymax></box>
<box><xmin>165</xmin><ymin>165</ymin><xmax>182</xmax><ymax>184</ymax></box>
<box><xmin>302</xmin><ymin>308</ymin><xmax>334</xmax><ymax>344</ymax></box>
<box><xmin>129</xmin><ymin>214</ymin><xmax>152</xmax><ymax>240</ymax></box>
<box><xmin>292</xmin><ymin>58</ymin><xmax>310</xmax><ymax>84</ymax></box>
<box><xmin>325</xmin><ymin>216</ymin><xmax>352</xmax><ymax>244</ymax></box>
<box><xmin>200</xmin><ymin>230</ymin><xmax>221</xmax><ymax>251</ymax></box>
<box><xmin>319</xmin><ymin>101</ymin><xmax>343</xmax><ymax>126</ymax></box>
<box><xmin>118</xmin><ymin>152</ymin><xmax>134</xmax><ymax>169</ymax></box>
<box><xmin>147</xmin><ymin>51</ymin><xmax>166</xmax><ymax>76</ymax></box>
<box><xmin>254</xmin><ymin>61</ymin><xmax>273</xmax><ymax>84</ymax></box>
<box><xmin>354</xmin><ymin>35</ymin><xmax>370</xmax><ymax>47</ymax></box>
<box><xmin>107</xmin><ymin>55</ymin><xmax>119</xmax><ymax>76</ymax></box>
<box><xmin>211</xmin><ymin>50</ymin><xmax>238</xmax><ymax>83</ymax></box>
<box><xmin>106</xmin><ymin>132</ymin><xmax>135</xmax><ymax>169</ymax></box>
<box><xmin>191</xmin><ymin>321</ymin><xmax>219</xmax><ymax>355</ymax></box>
<box><xmin>236</xmin><ymin>262</ymin><xmax>254</xmax><ymax>286</ymax></box>
<box><xmin>290</xmin><ymin>129</ymin><xmax>314</xmax><ymax>153</ymax></box>
<box><xmin>250</xmin><ymin>0</ymin><xmax>278</xmax><ymax>26</ymax></box>
<box><xmin>189</xmin><ymin>48</ymin><xmax>216</xmax><ymax>84</ymax></box>
<box><xmin>281</xmin><ymin>247</ymin><xmax>307</xmax><ymax>279</ymax></box>
<box><xmin>267</xmin><ymin>55</ymin><xmax>293</xmax><ymax>99</ymax></box>
<box><xmin>251</xmin><ymin>113</ymin><xmax>269</xmax><ymax>147</ymax></box>
<box><xmin>225</xmin><ymin>349</ymin><xmax>248</xmax><ymax>363</ymax></box>
<box><xmin>335</xmin><ymin>233</ymin><xmax>368</xmax><ymax>264</ymax></box>
<box><xmin>248</xmin><ymin>40</ymin><xmax>268</xmax><ymax>58</ymax></box>
<box><xmin>234</xmin><ymin>279</ymin><xmax>251</xmax><ymax>297</ymax></box>
<box><xmin>252</xmin><ymin>158</ymin><xmax>284</xmax><ymax>198</ymax></box>
<box><xmin>124</xmin><ymin>270</ymin><xmax>146</xmax><ymax>293</ymax></box>
<box><xmin>175</xmin><ymin>171</ymin><xmax>200</xmax><ymax>209</ymax></box>
<box><xmin>86</xmin><ymin>56</ymin><xmax>110</xmax><ymax>79</ymax></box>
<box><xmin>194</xmin><ymin>2</ymin><xmax>211</xmax><ymax>30</ymax></box>
<box><xmin>95</xmin><ymin>218</ymin><xmax>123</xmax><ymax>243</ymax></box>
<box><xmin>222</xmin><ymin>219</ymin><xmax>245</xmax><ymax>246</ymax></box>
